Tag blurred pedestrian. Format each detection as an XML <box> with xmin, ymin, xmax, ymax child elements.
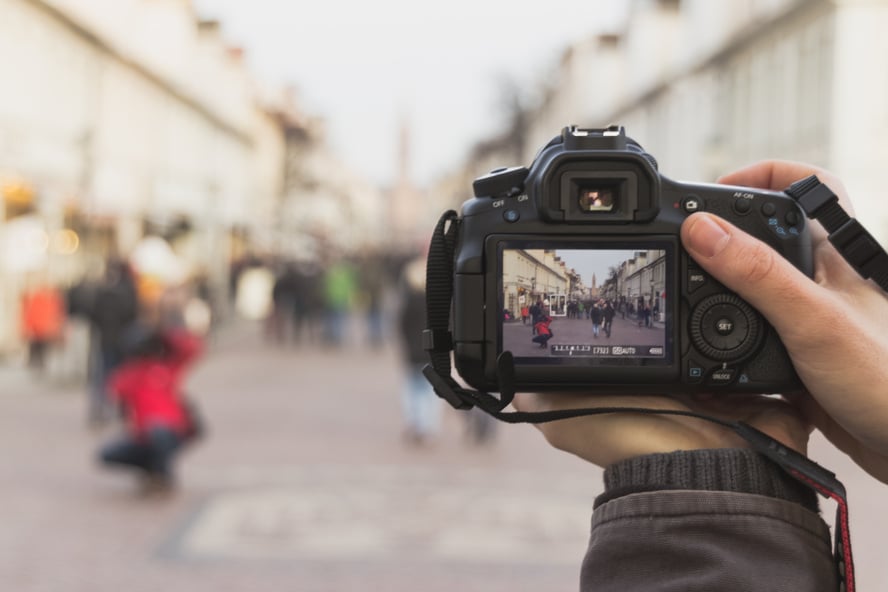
<box><xmin>294</xmin><ymin>260</ymin><xmax>324</xmax><ymax>344</ymax></box>
<box><xmin>20</xmin><ymin>280</ymin><xmax>66</xmax><ymax>374</ymax></box>
<box><xmin>323</xmin><ymin>257</ymin><xmax>357</xmax><ymax>347</ymax></box>
<box><xmin>63</xmin><ymin>272</ymin><xmax>101</xmax><ymax>385</ymax></box>
<box><xmin>269</xmin><ymin>262</ymin><xmax>300</xmax><ymax>345</ymax></box>
<box><xmin>86</xmin><ymin>259</ymin><xmax>138</xmax><ymax>424</ymax></box>
<box><xmin>358</xmin><ymin>254</ymin><xmax>388</xmax><ymax>348</ymax></box>
<box><xmin>397</xmin><ymin>255</ymin><xmax>441</xmax><ymax>445</ymax></box>
<box><xmin>603</xmin><ymin>299</ymin><xmax>616</xmax><ymax>338</ymax></box>
<box><xmin>98</xmin><ymin>327</ymin><xmax>203</xmax><ymax>492</ymax></box>
<box><xmin>590</xmin><ymin>303</ymin><xmax>603</xmax><ymax>338</ymax></box>
<box><xmin>529</xmin><ymin>299</ymin><xmax>543</xmax><ymax>335</ymax></box>
<box><xmin>465</xmin><ymin>406</ymin><xmax>497</xmax><ymax>446</ymax></box>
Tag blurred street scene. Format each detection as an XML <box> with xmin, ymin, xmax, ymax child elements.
<box><xmin>2</xmin><ymin>317</ymin><xmax>887</xmax><ymax>591</ymax></box>
<box><xmin>0</xmin><ymin>318</ymin><xmax>602</xmax><ymax>592</ymax></box>
<box><xmin>3</xmin><ymin>0</ymin><xmax>888</xmax><ymax>590</ymax></box>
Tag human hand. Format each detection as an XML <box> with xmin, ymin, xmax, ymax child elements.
<box><xmin>681</xmin><ymin>160</ymin><xmax>888</xmax><ymax>483</ymax></box>
<box><xmin>511</xmin><ymin>391</ymin><xmax>810</xmax><ymax>468</ymax></box>
<box><xmin>514</xmin><ymin>161</ymin><xmax>888</xmax><ymax>477</ymax></box>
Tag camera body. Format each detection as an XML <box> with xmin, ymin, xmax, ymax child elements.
<box><xmin>450</xmin><ymin>126</ymin><xmax>813</xmax><ymax>394</ymax></box>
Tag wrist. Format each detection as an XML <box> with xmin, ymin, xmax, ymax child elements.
<box><xmin>595</xmin><ymin>448</ymin><xmax>818</xmax><ymax>512</ymax></box>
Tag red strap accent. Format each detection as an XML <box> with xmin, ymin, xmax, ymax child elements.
<box><xmin>791</xmin><ymin>469</ymin><xmax>854</xmax><ymax>592</ymax></box>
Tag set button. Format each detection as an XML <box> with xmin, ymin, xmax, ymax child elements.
<box><xmin>690</xmin><ymin>294</ymin><xmax>761</xmax><ymax>361</ymax></box>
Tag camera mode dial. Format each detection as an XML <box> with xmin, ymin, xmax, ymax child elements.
<box><xmin>690</xmin><ymin>294</ymin><xmax>762</xmax><ymax>362</ymax></box>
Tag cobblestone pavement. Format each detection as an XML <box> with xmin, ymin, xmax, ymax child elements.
<box><xmin>1</xmin><ymin>319</ymin><xmax>886</xmax><ymax>591</ymax></box>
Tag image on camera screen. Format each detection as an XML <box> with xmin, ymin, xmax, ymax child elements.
<box><xmin>501</xmin><ymin>247</ymin><xmax>668</xmax><ymax>363</ymax></box>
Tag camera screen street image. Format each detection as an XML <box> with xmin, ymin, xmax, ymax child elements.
<box><xmin>501</xmin><ymin>248</ymin><xmax>667</xmax><ymax>361</ymax></box>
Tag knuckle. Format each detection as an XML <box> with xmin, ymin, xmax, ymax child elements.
<box><xmin>735</xmin><ymin>241</ymin><xmax>777</xmax><ymax>285</ymax></box>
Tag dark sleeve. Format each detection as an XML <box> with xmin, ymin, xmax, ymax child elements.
<box><xmin>581</xmin><ymin>449</ymin><xmax>838</xmax><ymax>592</ymax></box>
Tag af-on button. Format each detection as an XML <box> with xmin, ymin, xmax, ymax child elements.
<box><xmin>733</xmin><ymin>197</ymin><xmax>752</xmax><ymax>214</ymax></box>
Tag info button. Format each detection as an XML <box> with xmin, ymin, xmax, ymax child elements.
<box><xmin>687</xmin><ymin>268</ymin><xmax>708</xmax><ymax>294</ymax></box>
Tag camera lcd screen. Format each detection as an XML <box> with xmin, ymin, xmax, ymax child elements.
<box><xmin>500</xmin><ymin>245</ymin><xmax>672</xmax><ymax>366</ymax></box>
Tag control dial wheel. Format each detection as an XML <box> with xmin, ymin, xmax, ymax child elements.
<box><xmin>690</xmin><ymin>294</ymin><xmax>762</xmax><ymax>362</ymax></box>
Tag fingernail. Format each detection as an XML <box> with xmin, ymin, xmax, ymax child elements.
<box><xmin>686</xmin><ymin>214</ymin><xmax>731</xmax><ymax>258</ymax></box>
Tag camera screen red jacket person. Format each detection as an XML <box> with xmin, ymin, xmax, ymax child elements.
<box><xmin>534</xmin><ymin>315</ymin><xmax>552</xmax><ymax>337</ymax></box>
<box><xmin>108</xmin><ymin>329</ymin><xmax>202</xmax><ymax>438</ymax></box>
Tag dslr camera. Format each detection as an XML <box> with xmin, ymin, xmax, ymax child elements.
<box><xmin>442</xmin><ymin>125</ymin><xmax>813</xmax><ymax>394</ymax></box>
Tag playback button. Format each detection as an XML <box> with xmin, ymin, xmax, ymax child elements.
<box><xmin>686</xmin><ymin>359</ymin><xmax>706</xmax><ymax>383</ymax></box>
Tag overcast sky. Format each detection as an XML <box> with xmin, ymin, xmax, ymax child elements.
<box><xmin>555</xmin><ymin>249</ymin><xmax>634</xmax><ymax>287</ymax></box>
<box><xmin>193</xmin><ymin>1</ymin><xmax>628</xmax><ymax>187</ymax></box>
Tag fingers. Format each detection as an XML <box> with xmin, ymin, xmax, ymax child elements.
<box><xmin>787</xmin><ymin>392</ymin><xmax>888</xmax><ymax>483</ymax></box>
<box><xmin>716</xmin><ymin>160</ymin><xmax>828</xmax><ymax>190</ymax></box>
<box><xmin>717</xmin><ymin>160</ymin><xmax>854</xmax><ymax>215</ymax></box>
<box><xmin>681</xmin><ymin>212</ymin><xmax>835</xmax><ymax>345</ymax></box>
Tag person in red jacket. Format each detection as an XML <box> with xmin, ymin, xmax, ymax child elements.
<box><xmin>531</xmin><ymin>314</ymin><xmax>553</xmax><ymax>348</ymax></box>
<box><xmin>98</xmin><ymin>327</ymin><xmax>203</xmax><ymax>490</ymax></box>
<box><xmin>20</xmin><ymin>283</ymin><xmax>66</xmax><ymax>373</ymax></box>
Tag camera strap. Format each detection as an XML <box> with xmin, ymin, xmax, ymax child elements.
<box><xmin>422</xmin><ymin>206</ymin><xmax>859</xmax><ymax>591</ymax></box>
<box><xmin>785</xmin><ymin>175</ymin><xmax>888</xmax><ymax>292</ymax></box>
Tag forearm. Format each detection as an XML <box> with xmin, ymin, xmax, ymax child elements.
<box><xmin>582</xmin><ymin>449</ymin><xmax>837</xmax><ymax>592</ymax></box>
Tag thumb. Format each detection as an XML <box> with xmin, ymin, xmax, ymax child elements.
<box><xmin>680</xmin><ymin>212</ymin><xmax>830</xmax><ymax>346</ymax></box>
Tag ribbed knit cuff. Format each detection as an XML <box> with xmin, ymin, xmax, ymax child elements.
<box><xmin>595</xmin><ymin>448</ymin><xmax>819</xmax><ymax>512</ymax></box>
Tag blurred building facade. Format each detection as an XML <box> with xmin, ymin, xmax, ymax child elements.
<box><xmin>0</xmin><ymin>0</ymin><xmax>381</xmax><ymax>353</ymax></box>
<box><xmin>445</xmin><ymin>0</ymin><xmax>888</xmax><ymax>248</ymax></box>
<box><xmin>502</xmin><ymin>249</ymin><xmax>571</xmax><ymax>318</ymax></box>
